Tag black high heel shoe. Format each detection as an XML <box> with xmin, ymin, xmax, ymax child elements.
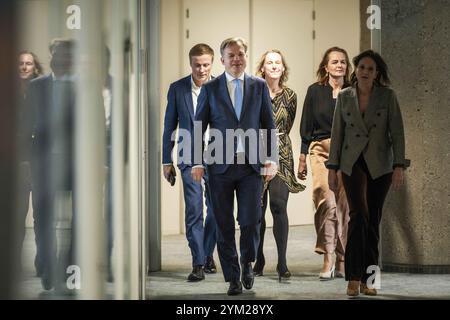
<box><xmin>253</xmin><ymin>261</ymin><xmax>265</xmax><ymax>277</ymax></box>
<box><xmin>276</xmin><ymin>265</ymin><xmax>291</xmax><ymax>282</ymax></box>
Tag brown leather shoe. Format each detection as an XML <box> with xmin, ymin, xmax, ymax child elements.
<box><xmin>346</xmin><ymin>280</ymin><xmax>360</xmax><ymax>297</ymax></box>
<box><xmin>360</xmin><ymin>283</ymin><xmax>377</xmax><ymax>296</ymax></box>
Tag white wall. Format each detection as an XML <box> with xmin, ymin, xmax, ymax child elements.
<box><xmin>17</xmin><ymin>1</ymin><xmax>51</xmax><ymax>74</ymax></box>
<box><xmin>160</xmin><ymin>0</ymin><xmax>184</xmax><ymax>235</ymax></box>
<box><xmin>314</xmin><ymin>0</ymin><xmax>361</xmax><ymax>71</ymax></box>
<box><xmin>182</xmin><ymin>0</ymin><xmax>251</xmax><ymax>77</ymax></box>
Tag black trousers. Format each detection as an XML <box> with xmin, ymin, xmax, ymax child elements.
<box><xmin>208</xmin><ymin>163</ymin><xmax>262</xmax><ymax>282</ymax></box>
<box><xmin>256</xmin><ymin>175</ymin><xmax>290</xmax><ymax>271</ymax></box>
<box><xmin>342</xmin><ymin>155</ymin><xmax>392</xmax><ymax>282</ymax></box>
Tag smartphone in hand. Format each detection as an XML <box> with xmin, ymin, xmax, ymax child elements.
<box><xmin>168</xmin><ymin>174</ymin><xmax>176</xmax><ymax>186</ymax></box>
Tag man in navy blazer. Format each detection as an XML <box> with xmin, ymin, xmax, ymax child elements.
<box><xmin>162</xmin><ymin>43</ymin><xmax>218</xmax><ymax>281</ymax></box>
<box><xmin>192</xmin><ymin>37</ymin><xmax>277</xmax><ymax>295</ymax></box>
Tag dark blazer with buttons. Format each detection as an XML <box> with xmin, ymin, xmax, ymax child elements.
<box><xmin>162</xmin><ymin>75</ymin><xmax>196</xmax><ymax>170</ymax></box>
<box><xmin>326</xmin><ymin>85</ymin><xmax>407</xmax><ymax>179</ymax></box>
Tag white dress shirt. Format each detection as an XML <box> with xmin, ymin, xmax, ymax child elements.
<box><xmin>191</xmin><ymin>76</ymin><xmax>203</xmax><ymax>115</ymax></box>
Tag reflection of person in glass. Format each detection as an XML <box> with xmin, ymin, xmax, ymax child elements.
<box><xmin>102</xmin><ymin>45</ymin><xmax>114</xmax><ymax>282</ymax></box>
<box><xmin>253</xmin><ymin>49</ymin><xmax>305</xmax><ymax>281</ymax></box>
<box><xmin>28</xmin><ymin>39</ymin><xmax>76</xmax><ymax>291</ymax></box>
<box><xmin>299</xmin><ymin>47</ymin><xmax>351</xmax><ymax>280</ymax></box>
<box><xmin>326</xmin><ymin>50</ymin><xmax>408</xmax><ymax>296</ymax></box>
<box><xmin>15</xmin><ymin>51</ymin><xmax>43</xmax><ymax>272</ymax></box>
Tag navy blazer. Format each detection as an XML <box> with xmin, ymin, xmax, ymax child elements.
<box><xmin>194</xmin><ymin>72</ymin><xmax>277</xmax><ymax>175</ymax></box>
<box><xmin>162</xmin><ymin>75</ymin><xmax>201</xmax><ymax>169</ymax></box>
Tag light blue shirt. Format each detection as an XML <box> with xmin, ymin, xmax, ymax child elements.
<box><xmin>225</xmin><ymin>72</ymin><xmax>245</xmax><ymax>153</ymax></box>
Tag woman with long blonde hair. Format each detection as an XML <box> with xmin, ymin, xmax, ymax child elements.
<box><xmin>253</xmin><ymin>49</ymin><xmax>305</xmax><ymax>281</ymax></box>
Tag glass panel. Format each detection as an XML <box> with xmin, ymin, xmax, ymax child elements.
<box><xmin>10</xmin><ymin>0</ymin><xmax>146</xmax><ymax>299</ymax></box>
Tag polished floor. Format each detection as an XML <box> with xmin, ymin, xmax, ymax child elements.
<box><xmin>147</xmin><ymin>225</ymin><xmax>450</xmax><ymax>300</ymax></box>
<box><xmin>17</xmin><ymin>225</ymin><xmax>450</xmax><ymax>300</ymax></box>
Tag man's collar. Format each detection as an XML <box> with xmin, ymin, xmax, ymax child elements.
<box><xmin>191</xmin><ymin>75</ymin><xmax>211</xmax><ymax>89</ymax></box>
<box><xmin>225</xmin><ymin>72</ymin><xmax>244</xmax><ymax>82</ymax></box>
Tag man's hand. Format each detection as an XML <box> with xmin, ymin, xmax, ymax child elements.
<box><xmin>392</xmin><ymin>167</ymin><xmax>404</xmax><ymax>191</ymax></box>
<box><xmin>263</xmin><ymin>162</ymin><xmax>277</xmax><ymax>183</ymax></box>
<box><xmin>328</xmin><ymin>169</ymin><xmax>338</xmax><ymax>193</ymax></box>
<box><xmin>297</xmin><ymin>154</ymin><xmax>307</xmax><ymax>180</ymax></box>
<box><xmin>163</xmin><ymin>164</ymin><xmax>176</xmax><ymax>186</ymax></box>
<box><xmin>191</xmin><ymin>167</ymin><xmax>204</xmax><ymax>183</ymax></box>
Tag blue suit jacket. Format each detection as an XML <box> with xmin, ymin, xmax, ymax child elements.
<box><xmin>162</xmin><ymin>75</ymin><xmax>198</xmax><ymax>169</ymax></box>
<box><xmin>194</xmin><ymin>72</ymin><xmax>277</xmax><ymax>175</ymax></box>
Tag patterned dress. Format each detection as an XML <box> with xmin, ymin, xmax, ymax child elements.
<box><xmin>264</xmin><ymin>87</ymin><xmax>305</xmax><ymax>194</ymax></box>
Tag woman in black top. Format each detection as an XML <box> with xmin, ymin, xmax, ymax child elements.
<box><xmin>298</xmin><ymin>47</ymin><xmax>351</xmax><ymax>280</ymax></box>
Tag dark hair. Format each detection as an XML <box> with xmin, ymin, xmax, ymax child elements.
<box><xmin>48</xmin><ymin>38</ymin><xmax>75</xmax><ymax>74</ymax></box>
<box><xmin>220</xmin><ymin>37</ymin><xmax>248</xmax><ymax>56</ymax></box>
<box><xmin>255</xmin><ymin>49</ymin><xmax>290</xmax><ymax>88</ymax></box>
<box><xmin>350</xmin><ymin>50</ymin><xmax>390</xmax><ymax>86</ymax></box>
<box><xmin>316</xmin><ymin>46</ymin><xmax>351</xmax><ymax>85</ymax></box>
<box><xmin>18</xmin><ymin>50</ymin><xmax>43</xmax><ymax>78</ymax></box>
<box><xmin>189</xmin><ymin>43</ymin><xmax>214</xmax><ymax>64</ymax></box>
<box><xmin>48</xmin><ymin>38</ymin><xmax>75</xmax><ymax>54</ymax></box>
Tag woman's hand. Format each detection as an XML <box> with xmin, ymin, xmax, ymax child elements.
<box><xmin>297</xmin><ymin>154</ymin><xmax>307</xmax><ymax>180</ymax></box>
<box><xmin>328</xmin><ymin>169</ymin><xmax>338</xmax><ymax>193</ymax></box>
<box><xmin>392</xmin><ymin>167</ymin><xmax>404</xmax><ymax>190</ymax></box>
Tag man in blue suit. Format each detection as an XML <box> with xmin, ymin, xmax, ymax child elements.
<box><xmin>162</xmin><ymin>43</ymin><xmax>218</xmax><ymax>281</ymax></box>
<box><xmin>192</xmin><ymin>37</ymin><xmax>277</xmax><ymax>295</ymax></box>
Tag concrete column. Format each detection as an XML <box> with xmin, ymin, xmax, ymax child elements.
<box><xmin>360</xmin><ymin>0</ymin><xmax>371</xmax><ymax>51</ymax></box>
<box><xmin>380</xmin><ymin>0</ymin><xmax>450</xmax><ymax>273</ymax></box>
<box><xmin>147</xmin><ymin>0</ymin><xmax>161</xmax><ymax>273</ymax></box>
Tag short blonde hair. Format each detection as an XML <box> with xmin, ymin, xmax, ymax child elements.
<box><xmin>189</xmin><ymin>43</ymin><xmax>214</xmax><ymax>64</ymax></box>
<box><xmin>220</xmin><ymin>37</ymin><xmax>248</xmax><ymax>56</ymax></box>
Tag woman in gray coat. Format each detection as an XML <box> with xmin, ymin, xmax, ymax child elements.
<box><xmin>327</xmin><ymin>50</ymin><xmax>408</xmax><ymax>296</ymax></box>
